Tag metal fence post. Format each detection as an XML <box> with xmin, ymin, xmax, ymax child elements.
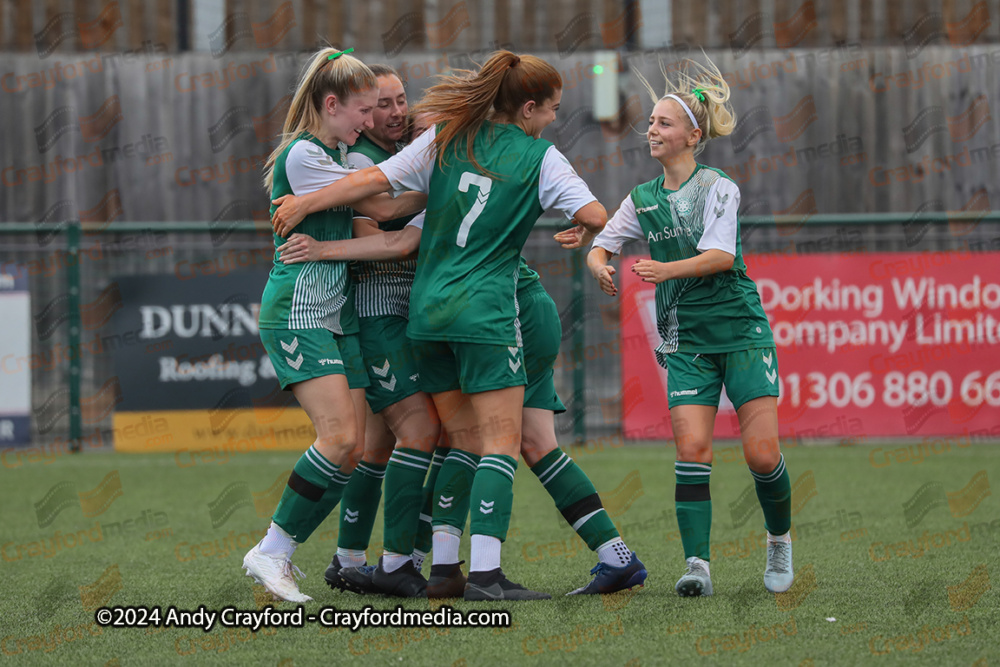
<box><xmin>67</xmin><ymin>221</ymin><xmax>82</xmax><ymax>451</ymax></box>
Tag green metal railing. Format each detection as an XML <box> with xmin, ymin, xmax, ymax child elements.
<box><xmin>3</xmin><ymin>210</ymin><xmax>999</xmax><ymax>449</ymax></box>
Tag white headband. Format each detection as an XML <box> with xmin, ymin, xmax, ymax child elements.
<box><xmin>663</xmin><ymin>94</ymin><xmax>699</xmax><ymax>130</ymax></box>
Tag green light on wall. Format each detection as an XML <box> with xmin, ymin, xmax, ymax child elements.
<box><xmin>593</xmin><ymin>65</ymin><xmax>604</xmax><ymax>75</ymax></box>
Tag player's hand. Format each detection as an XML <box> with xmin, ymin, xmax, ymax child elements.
<box><xmin>632</xmin><ymin>259</ymin><xmax>672</xmax><ymax>284</ymax></box>
<box><xmin>553</xmin><ymin>223</ymin><xmax>594</xmax><ymax>249</ymax></box>
<box><xmin>592</xmin><ymin>264</ymin><xmax>617</xmax><ymax>296</ymax></box>
<box><xmin>277</xmin><ymin>233</ymin><xmax>320</xmax><ymax>264</ymax></box>
<box><xmin>271</xmin><ymin>195</ymin><xmax>306</xmax><ymax>237</ymax></box>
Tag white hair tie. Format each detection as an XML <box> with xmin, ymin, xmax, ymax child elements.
<box><xmin>663</xmin><ymin>94</ymin><xmax>699</xmax><ymax>130</ymax></box>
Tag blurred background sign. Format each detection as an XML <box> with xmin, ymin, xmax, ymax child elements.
<box><xmin>622</xmin><ymin>251</ymin><xmax>1000</xmax><ymax>441</ymax></box>
<box><xmin>109</xmin><ymin>270</ymin><xmax>312</xmax><ymax>452</ymax></box>
<box><xmin>0</xmin><ymin>265</ymin><xmax>32</xmax><ymax>447</ymax></box>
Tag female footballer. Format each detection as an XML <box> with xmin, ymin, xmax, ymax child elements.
<box><xmin>242</xmin><ymin>48</ymin><xmax>425</xmax><ymax>602</ymax></box>
<box><xmin>566</xmin><ymin>58</ymin><xmax>794</xmax><ymax>597</ymax></box>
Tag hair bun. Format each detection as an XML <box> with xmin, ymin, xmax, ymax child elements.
<box><xmin>509</xmin><ymin>54</ymin><xmax>520</xmax><ymax>68</ymax></box>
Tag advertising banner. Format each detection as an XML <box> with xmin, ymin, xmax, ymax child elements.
<box><xmin>621</xmin><ymin>251</ymin><xmax>1000</xmax><ymax>441</ymax></box>
<box><xmin>110</xmin><ymin>271</ymin><xmax>312</xmax><ymax>452</ymax></box>
<box><xmin>0</xmin><ymin>266</ymin><xmax>32</xmax><ymax>446</ymax></box>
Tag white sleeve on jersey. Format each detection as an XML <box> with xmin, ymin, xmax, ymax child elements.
<box><xmin>376</xmin><ymin>126</ymin><xmax>437</xmax><ymax>195</ymax></box>
<box><xmin>592</xmin><ymin>194</ymin><xmax>642</xmax><ymax>255</ymax></box>
<box><xmin>538</xmin><ymin>146</ymin><xmax>598</xmax><ymax>219</ymax></box>
<box><xmin>696</xmin><ymin>178</ymin><xmax>741</xmax><ymax>256</ymax></box>
<box><xmin>405</xmin><ymin>211</ymin><xmax>426</xmax><ymax>230</ymax></box>
<box><xmin>285</xmin><ymin>140</ymin><xmax>354</xmax><ymax>195</ymax></box>
<box><xmin>344</xmin><ymin>151</ymin><xmax>378</xmax><ymax>222</ymax></box>
<box><xmin>346</xmin><ymin>151</ymin><xmax>376</xmax><ymax>171</ymax></box>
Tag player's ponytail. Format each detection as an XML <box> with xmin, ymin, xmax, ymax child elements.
<box><xmin>635</xmin><ymin>56</ymin><xmax>736</xmax><ymax>155</ymax></box>
<box><xmin>263</xmin><ymin>48</ymin><xmax>378</xmax><ymax>191</ymax></box>
<box><xmin>414</xmin><ymin>50</ymin><xmax>561</xmax><ymax>175</ymax></box>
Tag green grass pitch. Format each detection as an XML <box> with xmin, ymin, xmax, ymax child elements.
<box><xmin>1</xmin><ymin>442</ymin><xmax>997</xmax><ymax>665</ymax></box>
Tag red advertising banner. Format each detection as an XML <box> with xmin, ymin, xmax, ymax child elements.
<box><xmin>621</xmin><ymin>251</ymin><xmax>1000</xmax><ymax>441</ymax></box>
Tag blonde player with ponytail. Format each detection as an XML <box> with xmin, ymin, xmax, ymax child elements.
<box><xmin>243</xmin><ymin>48</ymin><xmax>425</xmax><ymax>602</ymax></box>
<box><xmin>565</xmin><ymin>58</ymin><xmax>795</xmax><ymax>598</ymax></box>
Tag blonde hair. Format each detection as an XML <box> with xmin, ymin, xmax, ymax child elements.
<box><xmin>635</xmin><ymin>57</ymin><xmax>736</xmax><ymax>155</ymax></box>
<box><xmin>263</xmin><ymin>48</ymin><xmax>378</xmax><ymax>191</ymax></box>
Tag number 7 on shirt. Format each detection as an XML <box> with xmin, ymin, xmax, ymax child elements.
<box><xmin>456</xmin><ymin>171</ymin><xmax>493</xmax><ymax>247</ymax></box>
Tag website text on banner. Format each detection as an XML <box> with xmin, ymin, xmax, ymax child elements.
<box><xmin>621</xmin><ymin>251</ymin><xmax>1000</xmax><ymax>440</ymax></box>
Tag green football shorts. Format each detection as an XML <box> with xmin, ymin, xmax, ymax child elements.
<box><xmin>519</xmin><ymin>284</ymin><xmax>566</xmax><ymax>413</ymax></box>
<box><xmin>358</xmin><ymin>314</ymin><xmax>424</xmax><ymax>413</ymax></box>
<box><xmin>664</xmin><ymin>347</ymin><xmax>780</xmax><ymax>410</ymax></box>
<box><xmin>259</xmin><ymin>328</ymin><xmax>369</xmax><ymax>390</ymax></box>
<box><xmin>417</xmin><ymin>340</ymin><xmax>527</xmax><ymax>395</ymax></box>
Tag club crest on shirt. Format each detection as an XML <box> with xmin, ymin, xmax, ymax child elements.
<box><xmin>672</xmin><ymin>198</ymin><xmax>695</xmax><ymax>216</ymax></box>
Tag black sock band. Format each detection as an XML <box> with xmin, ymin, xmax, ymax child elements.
<box><xmin>559</xmin><ymin>493</ymin><xmax>604</xmax><ymax>526</ymax></box>
<box><xmin>287</xmin><ymin>470</ymin><xmax>324</xmax><ymax>502</ymax></box>
<box><xmin>676</xmin><ymin>483</ymin><xmax>711</xmax><ymax>502</ymax></box>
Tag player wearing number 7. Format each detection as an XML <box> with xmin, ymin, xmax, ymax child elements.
<box><xmin>565</xmin><ymin>57</ymin><xmax>794</xmax><ymax>597</ymax></box>
<box><xmin>271</xmin><ymin>51</ymin><xmax>606</xmax><ymax>600</ymax></box>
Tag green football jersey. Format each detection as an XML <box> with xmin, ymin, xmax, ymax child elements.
<box><xmin>348</xmin><ymin>134</ymin><xmax>416</xmax><ymax>233</ymax></box>
<box><xmin>517</xmin><ymin>256</ymin><xmax>541</xmax><ymax>293</ymax></box>
<box><xmin>347</xmin><ymin>134</ymin><xmax>418</xmax><ymax>319</ymax></box>
<box><xmin>628</xmin><ymin>165</ymin><xmax>773</xmax><ymax>357</ymax></box>
<box><xmin>258</xmin><ymin>134</ymin><xmax>358</xmax><ymax>333</ymax></box>
<box><xmin>407</xmin><ymin>122</ymin><xmax>552</xmax><ymax>345</ymax></box>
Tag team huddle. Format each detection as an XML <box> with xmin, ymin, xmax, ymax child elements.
<box><xmin>241</xmin><ymin>47</ymin><xmax>795</xmax><ymax>603</ymax></box>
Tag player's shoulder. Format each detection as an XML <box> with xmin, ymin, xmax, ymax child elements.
<box><xmin>346</xmin><ymin>149</ymin><xmax>377</xmax><ymax>170</ymax></box>
<box><xmin>287</xmin><ymin>135</ymin><xmax>342</xmax><ymax>168</ymax></box>
<box><xmin>697</xmin><ymin>165</ymin><xmax>739</xmax><ymax>191</ymax></box>
<box><xmin>347</xmin><ymin>135</ymin><xmax>384</xmax><ymax>162</ymax></box>
<box><xmin>532</xmin><ymin>135</ymin><xmax>555</xmax><ymax>151</ymax></box>
<box><xmin>494</xmin><ymin>121</ymin><xmax>552</xmax><ymax>155</ymax></box>
<box><xmin>630</xmin><ymin>175</ymin><xmax>663</xmax><ymax>200</ymax></box>
<box><xmin>529</xmin><ymin>136</ymin><xmax>556</xmax><ymax>164</ymax></box>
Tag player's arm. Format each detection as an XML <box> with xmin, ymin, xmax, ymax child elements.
<box><xmin>587</xmin><ymin>246</ymin><xmax>618</xmax><ymax>296</ymax></box>
<box><xmin>272</xmin><ymin>142</ymin><xmax>391</xmax><ymax>237</ymax></box>
<box><xmin>278</xmin><ymin>216</ymin><xmax>424</xmax><ymax>264</ymax></box>
<box><xmin>272</xmin><ymin>169</ymin><xmax>424</xmax><ymax>235</ymax></box>
<box><xmin>632</xmin><ymin>249</ymin><xmax>735</xmax><ymax>283</ymax></box>
<box><xmin>632</xmin><ymin>179</ymin><xmax>739</xmax><ymax>284</ymax></box>
<box><xmin>538</xmin><ymin>147</ymin><xmax>607</xmax><ymax>249</ymax></box>
<box><xmin>554</xmin><ymin>201</ymin><xmax>608</xmax><ymax>249</ymax></box>
<box><xmin>585</xmin><ymin>194</ymin><xmax>644</xmax><ymax>296</ymax></box>
<box><xmin>342</xmin><ymin>153</ymin><xmax>425</xmax><ymax>228</ymax></box>
<box><xmin>352</xmin><ymin>217</ymin><xmax>381</xmax><ymax>237</ymax></box>
<box><xmin>572</xmin><ymin>201</ymin><xmax>607</xmax><ymax>235</ymax></box>
<box><xmin>273</xmin><ymin>129</ymin><xmax>438</xmax><ymax>236</ymax></box>
<box><xmin>352</xmin><ymin>191</ymin><xmax>427</xmax><ymax>224</ymax></box>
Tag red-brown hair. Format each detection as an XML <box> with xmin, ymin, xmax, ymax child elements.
<box><xmin>413</xmin><ymin>51</ymin><xmax>561</xmax><ymax>175</ymax></box>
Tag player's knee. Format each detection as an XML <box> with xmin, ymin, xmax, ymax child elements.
<box><xmin>675</xmin><ymin>433</ymin><xmax>713</xmax><ymax>463</ymax></box>
<box><xmin>519</xmin><ymin>437</ymin><xmax>550</xmax><ymax>467</ymax></box>
<box><xmin>519</xmin><ymin>428</ymin><xmax>557</xmax><ymax>467</ymax></box>
<box><xmin>314</xmin><ymin>425</ymin><xmax>359</xmax><ymax>462</ymax></box>
<box><xmin>418</xmin><ymin>421</ymin><xmax>442</xmax><ymax>451</ymax></box>
<box><xmin>741</xmin><ymin>429</ymin><xmax>779</xmax><ymax>470</ymax></box>
<box><xmin>396</xmin><ymin>421</ymin><xmax>440</xmax><ymax>453</ymax></box>
<box><xmin>745</xmin><ymin>442</ymin><xmax>781</xmax><ymax>474</ymax></box>
<box><xmin>364</xmin><ymin>446</ymin><xmax>392</xmax><ymax>467</ymax></box>
<box><xmin>483</xmin><ymin>429</ymin><xmax>521</xmax><ymax>457</ymax></box>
